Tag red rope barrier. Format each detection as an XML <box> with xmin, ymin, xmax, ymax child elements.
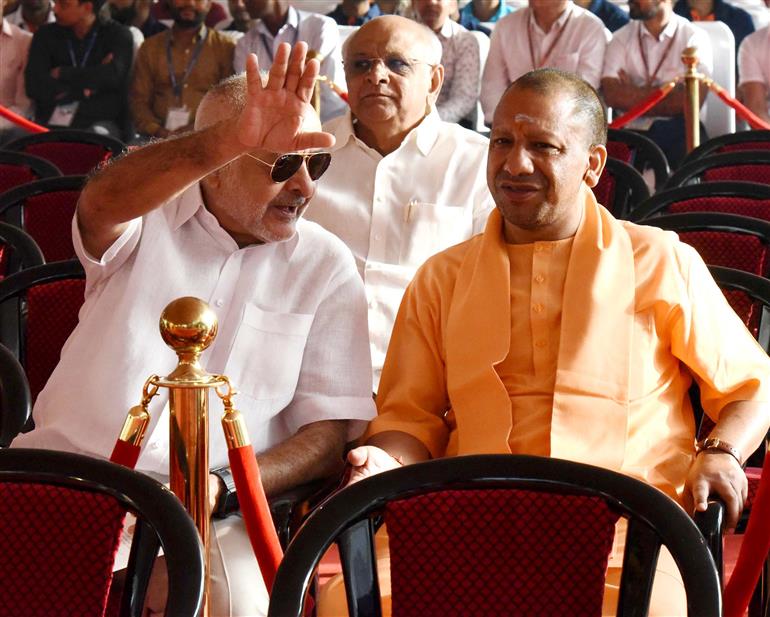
<box><xmin>705</xmin><ymin>80</ymin><xmax>770</xmax><ymax>131</ymax></box>
<box><xmin>723</xmin><ymin>452</ymin><xmax>770</xmax><ymax>617</ymax></box>
<box><xmin>609</xmin><ymin>80</ymin><xmax>678</xmax><ymax>129</ymax></box>
<box><xmin>228</xmin><ymin>445</ymin><xmax>283</xmax><ymax>593</ymax></box>
<box><xmin>0</xmin><ymin>105</ymin><xmax>48</xmax><ymax>133</ymax></box>
<box><xmin>109</xmin><ymin>439</ymin><xmax>141</xmax><ymax>469</ymax></box>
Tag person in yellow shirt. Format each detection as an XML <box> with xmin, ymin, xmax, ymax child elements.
<box><xmin>329</xmin><ymin>68</ymin><xmax>770</xmax><ymax>616</ymax></box>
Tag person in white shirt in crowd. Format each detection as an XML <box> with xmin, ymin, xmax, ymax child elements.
<box><xmin>5</xmin><ymin>0</ymin><xmax>53</xmax><ymax>32</ymax></box>
<box><xmin>601</xmin><ymin>0</ymin><xmax>712</xmax><ymax>167</ymax></box>
<box><xmin>0</xmin><ymin>0</ymin><xmax>32</xmax><ymax>143</ymax></box>
<box><xmin>480</xmin><ymin>0</ymin><xmax>609</xmax><ymax>124</ymax></box>
<box><xmin>14</xmin><ymin>43</ymin><xmax>376</xmax><ymax>616</ymax></box>
<box><xmin>738</xmin><ymin>23</ymin><xmax>770</xmax><ymax>124</ymax></box>
<box><xmin>234</xmin><ymin>0</ymin><xmax>346</xmax><ymax>121</ymax></box>
<box><xmin>305</xmin><ymin>15</ymin><xmax>494</xmax><ymax>391</ymax></box>
<box><xmin>413</xmin><ymin>0</ymin><xmax>480</xmax><ymax>127</ymax></box>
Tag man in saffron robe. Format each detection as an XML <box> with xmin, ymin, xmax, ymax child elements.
<box><xmin>335</xmin><ymin>68</ymin><xmax>770</xmax><ymax>616</ymax></box>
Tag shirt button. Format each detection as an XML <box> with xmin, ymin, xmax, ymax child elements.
<box><xmin>534</xmin><ymin>274</ymin><xmax>545</xmax><ymax>283</ymax></box>
<box><xmin>214</xmin><ymin>298</ymin><xmax>224</xmax><ymax>307</ymax></box>
<box><xmin>532</xmin><ymin>303</ymin><xmax>544</xmax><ymax>313</ymax></box>
<box><xmin>373</xmin><ymin>234</ymin><xmax>381</xmax><ymax>241</ymax></box>
<box><xmin>535</xmin><ymin>340</ymin><xmax>547</xmax><ymax>348</ymax></box>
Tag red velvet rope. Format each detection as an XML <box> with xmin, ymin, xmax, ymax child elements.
<box><xmin>609</xmin><ymin>81</ymin><xmax>677</xmax><ymax>129</ymax></box>
<box><xmin>706</xmin><ymin>81</ymin><xmax>770</xmax><ymax>131</ymax></box>
<box><xmin>723</xmin><ymin>452</ymin><xmax>770</xmax><ymax>617</ymax></box>
<box><xmin>228</xmin><ymin>445</ymin><xmax>283</xmax><ymax>593</ymax></box>
<box><xmin>0</xmin><ymin>105</ymin><xmax>48</xmax><ymax>133</ymax></box>
<box><xmin>109</xmin><ymin>439</ymin><xmax>141</xmax><ymax>469</ymax></box>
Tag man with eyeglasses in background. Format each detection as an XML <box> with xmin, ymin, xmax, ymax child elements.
<box><xmin>14</xmin><ymin>43</ymin><xmax>376</xmax><ymax>616</ymax></box>
<box><xmin>304</xmin><ymin>14</ymin><xmax>494</xmax><ymax>392</ymax></box>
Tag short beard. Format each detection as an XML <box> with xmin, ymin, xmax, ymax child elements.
<box><xmin>170</xmin><ymin>9</ymin><xmax>206</xmax><ymax>28</ymax></box>
<box><xmin>628</xmin><ymin>1</ymin><xmax>660</xmax><ymax>20</ymax></box>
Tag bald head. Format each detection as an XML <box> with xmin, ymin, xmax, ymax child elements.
<box><xmin>343</xmin><ymin>15</ymin><xmax>442</xmax><ymax>65</ymax></box>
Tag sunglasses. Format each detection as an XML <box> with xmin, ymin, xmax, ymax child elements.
<box><xmin>244</xmin><ymin>151</ymin><xmax>332</xmax><ymax>183</ymax></box>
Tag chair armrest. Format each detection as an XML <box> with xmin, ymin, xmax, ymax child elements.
<box><xmin>693</xmin><ymin>498</ymin><xmax>725</xmax><ymax>582</ymax></box>
<box><xmin>269</xmin><ymin>477</ymin><xmax>340</xmax><ymax>548</ymax></box>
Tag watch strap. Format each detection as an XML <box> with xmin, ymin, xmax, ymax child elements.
<box><xmin>695</xmin><ymin>437</ymin><xmax>743</xmax><ymax>466</ymax></box>
<box><xmin>211</xmin><ymin>465</ymin><xmax>240</xmax><ymax>519</ymax></box>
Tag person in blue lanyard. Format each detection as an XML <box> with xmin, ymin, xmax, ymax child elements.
<box><xmin>24</xmin><ymin>0</ymin><xmax>134</xmax><ymax>137</ymax></box>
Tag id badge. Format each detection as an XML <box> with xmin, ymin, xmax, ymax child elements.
<box><xmin>49</xmin><ymin>102</ymin><xmax>79</xmax><ymax>127</ymax></box>
<box><xmin>165</xmin><ymin>106</ymin><xmax>191</xmax><ymax>131</ymax></box>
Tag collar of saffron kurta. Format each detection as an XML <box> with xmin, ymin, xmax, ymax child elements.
<box><xmin>445</xmin><ymin>184</ymin><xmax>634</xmax><ymax>471</ymax></box>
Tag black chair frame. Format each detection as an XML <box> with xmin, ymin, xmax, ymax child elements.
<box><xmin>629</xmin><ymin>182</ymin><xmax>770</xmax><ymax>222</ymax></box>
<box><xmin>0</xmin><ymin>175</ymin><xmax>87</xmax><ymax>230</ymax></box>
<box><xmin>0</xmin><ymin>150</ymin><xmax>62</xmax><ymax>181</ymax></box>
<box><xmin>599</xmin><ymin>157</ymin><xmax>651</xmax><ymax>219</ymax></box>
<box><xmin>607</xmin><ymin>128</ymin><xmax>670</xmax><ymax>191</ymax></box>
<box><xmin>684</xmin><ymin>130</ymin><xmax>770</xmax><ymax>163</ymax></box>
<box><xmin>0</xmin><ymin>222</ymin><xmax>45</xmax><ymax>275</ymax></box>
<box><xmin>268</xmin><ymin>455</ymin><xmax>721</xmax><ymax>617</ymax></box>
<box><xmin>0</xmin><ymin>342</ymin><xmax>30</xmax><ymax>448</ymax></box>
<box><xmin>4</xmin><ymin>129</ymin><xmax>126</xmax><ymax>159</ymax></box>
<box><xmin>664</xmin><ymin>151</ymin><xmax>770</xmax><ymax>190</ymax></box>
<box><xmin>0</xmin><ymin>448</ymin><xmax>203</xmax><ymax>617</ymax></box>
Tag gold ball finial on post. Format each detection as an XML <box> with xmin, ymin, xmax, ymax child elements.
<box><xmin>159</xmin><ymin>296</ymin><xmax>218</xmax><ymax>355</ymax></box>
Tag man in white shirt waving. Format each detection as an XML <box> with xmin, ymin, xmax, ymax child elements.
<box><xmin>305</xmin><ymin>15</ymin><xmax>494</xmax><ymax>391</ymax></box>
<box><xmin>15</xmin><ymin>43</ymin><xmax>376</xmax><ymax>616</ymax></box>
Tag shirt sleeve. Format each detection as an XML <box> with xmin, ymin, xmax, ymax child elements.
<box><xmin>601</xmin><ymin>30</ymin><xmax>626</xmax><ymax>80</ymax></box>
<box><xmin>480</xmin><ymin>24</ymin><xmax>510</xmax><ymax>124</ymax></box>
<box><xmin>738</xmin><ymin>32</ymin><xmax>765</xmax><ymax>87</ymax></box>
<box><xmin>577</xmin><ymin>21</ymin><xmax>608</xmax><ymax>89</ymax></box>
<box><xmin>364</xmin><ymin>262</ymin><xmax>453</xmax><ymax>458</ymax></box>
<box><xmin>129</xmin><ymin>41</ymin><xmax>164</xmax><ymax>136</ymax></box>
<box><xmin>436</xmin><ymin>32</ymin><xmax>480</xmax><ymax>124</ymax></box>
<box><xmin>668</xmin><ymin>243</ymin><xmax>770</xmax><ymax>422</ymax></box>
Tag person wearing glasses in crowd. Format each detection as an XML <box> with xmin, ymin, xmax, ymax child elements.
<box><xmin>13</xmin><ymin>43</ymin><xmax>376</xmax><ymax>616</ymax></box>
<box><xmin>304</xmin><ymin>14</ymin><xmax>494</xmax><ymax>391</ymax></box>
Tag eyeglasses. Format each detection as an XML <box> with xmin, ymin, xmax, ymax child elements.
<box><xmin>244</xmin><ymin>151</ymin><xmax>332</xmax><ymax>183</ymax></box>
<box><xmin>344</xmin><ymin>55</ymin><xmax>435</xmax><ymax>77</ymax></box>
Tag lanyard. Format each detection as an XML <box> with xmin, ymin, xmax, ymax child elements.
<box><xmin>67</xmin><ymin>29</ymin><xmax>98</xmax><ymax>68</ymax></box>
<box><xmin>166</xmin><ymin>28</ymin><xmax>208</xmax><ymax>100</ymax></box>
<box><xmin>638</xmin><ymin>22</ymin><xmax>679</xmax><ymax>87</ymax></box>
<box><xmin>259</xmin><ymin>24</ymin><xmax>299</xmax><ymax>64</ymax></box>
<box><xmin>527</xmin><ymin>8</ymin><xmax>572</xmax><ymax>71</ymax></box>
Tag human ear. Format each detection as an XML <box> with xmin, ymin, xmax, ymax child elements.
<box><xmin>427</xmin><ymin>63</ymin><xmax>444</xmax><ymax>106</ymax></box>
<box><xmin>582</xmin><ymin>144</ymin><xmax>607</xmax><ymax>188</ymax></box>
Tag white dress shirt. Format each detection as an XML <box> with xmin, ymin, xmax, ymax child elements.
<box><xmin>304</xmin><ymin>110</ymin><xmax>495</xmax><ymax>389</ymax></box>
<box><xmin>17</xmin><ymin>183</ymin><xmax>376</xmax><ymax>477</ymax></box>
<box><xmin>435</xmin><ymin>19</ymin><xmax>480</xmax><ymax>124</ymax></box>
<box><xmin>738</xmin><ymin>25</ymin><xmax>770</xmax><ymax>112</ymax></box>
<box><xmin>602</xmin><ymin>13</ymin><xmax>713</xmax><ymax>128</ymax></box>
<box><xmin>233</xmin><ymin>6</ymin><xmax>346</xmax><ymax>122</ymax></box>
<box><xmin>0</xmin><ymin>19</ymin><xmax>32</xmax><ymax>131</ymax></box>
<box><xmin>480</xmin><ymin>2</ymin><xmax>609</xmax><ymax>123</ymax></box>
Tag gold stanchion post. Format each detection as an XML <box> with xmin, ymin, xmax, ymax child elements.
<box><xmin>682</xmin><ymin>46</ymin><xmax>701</xmax><ymax>153</ymax></box>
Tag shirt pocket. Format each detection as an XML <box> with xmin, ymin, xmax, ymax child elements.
<box><xmin>223</xmin><ymin>303</ymin><xmax>314</xmax><ymax>403</ymax></box>
<box><xmin>399</xmin><ymin>202</ymin><xmax>472</xmax><ymax>266</ymax></box>
<box><xmin>549</xmin><ymin>52</ymin><xmax>579</xmax><ymax>74</ymax></box>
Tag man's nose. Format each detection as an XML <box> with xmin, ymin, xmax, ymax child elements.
<box><xmin>365</xmin><ymin>59</ymin><xmax>390</xmax><ymax>84</ymax></box>
<box><xmin>503</xmin><ymin>145</ymin><xmax>535</xmax><ymax>176</ymax></box>
<box><xmin>286</xmin><ymin>161</ymin><xmax>315</xmax><ymax>199</ymax></box>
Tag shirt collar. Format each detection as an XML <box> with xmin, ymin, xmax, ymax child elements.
<box><xmin>640</xmin><ymin>15</ymin><xmax>678</xmax><ymax>41</ymax></box>
<box><xmin>256</xmin><ymin>6</ymin><xmax>298</xmax><ymax>38</ymax></box>
<box><xmin>171</xmin><ymin>183</ymin><xmax>207</xmax><ymax>231</ymax></box>
<box><xmin>1</xmin><ymin>18</ymin><xmax>12</xmax><ymax>36</ymax></box>
<box><xmin>529</xmin><ymin>2</ymin><xmax>574</xmax><ymax>35</ymax></box>
<box><xmin>438</xmin><ymin>18</ymin><xmax>463</xmax><ymax>38</ymax></box>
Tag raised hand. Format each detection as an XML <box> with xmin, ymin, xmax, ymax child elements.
<box><xmin>236</xmin><ymin>42</ymin><xmax>336</xmax><ymax>154</ymax></box>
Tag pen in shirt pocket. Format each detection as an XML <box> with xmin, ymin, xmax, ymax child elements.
<box><xmin>404</xmin><ymin>198</ymin><xmax>418</xmax><ymax>223</ymax></box>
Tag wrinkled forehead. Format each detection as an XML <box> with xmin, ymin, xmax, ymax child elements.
<box><xmin>345</xmin><ymin>24</ymin><xmax>429</xmax><ymax>60</ymax></box>
<box><xmin>492</xmin><ymin>87</ymin><xmax>579</xmax><ymax>133</ymax></box>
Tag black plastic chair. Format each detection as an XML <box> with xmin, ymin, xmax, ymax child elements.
<box><xmin>606</xmin><ymin>128</ymin><xmax>670</xmax><ymax>191</ymax></box>
<box><xmin>0</xmin><ymin>448</ymin><xmax>203</xmax><ymax>617</ymax></box>
<box><xmin>268</xmin><ymin>455</ymin><xmax>721</xmax><ymax>617</ymax></box>
<box><xmin>0</xmin><ymin>175</ymin><xmax>86</xmax><ymax>262</ymax></box>
<box><xmin>683</xmin><ymin>130</ymin><xmax>770</xmax><ymax>164</ymax></box>
<box><xmin>0</xmin><ymin>150</ymin><xmax>61</xmax><ymax>197</ymax></box>
<box><xmin>593</xmin><ymin>158</ymin><xmax>651</xmax><ymax>219</ymax></box>
<box><xmin>664</xmin><ymin>151</ymin><xmax>770</xmax><ymax>189</ymax></box>
<box><xmin>0</xmin><ymin>222</ymin><xmax>45</xmax><ymax>278</ymax></box>
<box><xmin>629</xmin><ymin>182</ymin><xmax>770</xmax><ymax>222</ymax></box>
<box><xmin>4</xmin><ymin>129</ymin><xmax>125</xmax><ymax>176</ymax></box>
<box><xmin>0</xmin><ymin>343</ymin><xmax>30</xmax><ymax>449</ymax></box>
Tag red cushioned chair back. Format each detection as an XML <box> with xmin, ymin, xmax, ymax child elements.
<box><xmin>606</xmin><ymin>141</ymin><xmax>633</xmax><ymax>164</ymax></box>
<box><xmin>678</xmin><ymin>231</ymin><xmax>769</xmax><ymax>277</ymax></box>
<box><xmin>719</xmin><ymin>143</ymin><xmax>770</xmax><ymax>154</ymax></box>
<box><xmin>0</xmin><ymin>164</ymin><xmax>36</xmax><ymax>197</ymax></box>
<box><xmin>592</xmin><ymin>173</ymin><xmax>616</xmax><ymax>214</ymax></box>
<box><xmin>0</xmin><ymin>482</ymin><xmax>126</xmax><ymax>617</ymax></box>
<box><xmin>23</xmin><ymin>143</ymin><xmax>110</xmax><ymax>176</ymax></box>
<box><xmin>703</xmin><ymin>164</ymin><xmax>770</xmax><ymax>184</ymax></box>
<box><xmin>669</xmin><ymin>197</ymin><xmax>770</xmax><ymax>221</ymax></box>
<box><xmin>385</xmin><ymin>489</ymin><xmax>620</xmax><ymax>617</ymax></box>
<box><xmin>24</xmin><ymin>278</ymin><xmax>85</xmax><ymax>401</ymax></box>
<box><xmin>22</xmin><ymin>190</ymin><xmax>80</xmax><ymax>261</ymax></box>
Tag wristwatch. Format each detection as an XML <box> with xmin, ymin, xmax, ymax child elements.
<box><xmin>211</xmin><ymin>466</ymin><xmax>240</xmax><ymax>519</ymax></box>
<box><xmin>695</xmin><ymin>437</ymin><xmax>743</xmax><ymax>466</ymax></box>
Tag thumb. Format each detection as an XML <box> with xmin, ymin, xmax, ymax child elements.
<box><xmin>347</xmin><ymin>446</ymin><xmax>370</xmax><ymax>467</ymax></box>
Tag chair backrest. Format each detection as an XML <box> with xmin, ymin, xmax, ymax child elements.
<box><xmin>684</xmin><ymin>130</ymin><xmax>770</xmax><ymax>163</ymax></box>
<box><xmin>0</xmin><ymin>448</ymin><xmax>203</xmax><ymax>617</ymax></box>
<box><xmin>664</xmin><ymin>151</ymin><xmax>770</xmax><ymax>189</ymax></box>
<box><xmin>606</xmin><ymin>128</ymin><xmax>670</xmax><ymax>191</ymax></box>
<box><xmin>709</xmin><ymin>265</ymin><xmax>770</xmax><ymax>353</ymax></box>
<box><xmin>692</xmin><ymin>21</ymin><xmax>736</xmax><ymax>138</ymax></box>
<box><xmin>0</xmin><ymin>151</ymin><xmax>62</xmax><ymax>198</ymax></box>
<box><xmin>0</xmin><ymin>175</ymin><xmax>86</xmax><ymax>262</ymax></box>
<box><xmin>639</xmin><ymin>212</ymin><xmax>770</xmax><ymax>277</ymax></box>
<box><xmin>0</xmin><ymin>343</ymin><xmax>30</xmax><ymax>449</ymax></box>
<box><xmin>0</xmin><ymin>260</ymin><xmax>86</xmax><ymax>405</ymax></box>
<box><xmin>629</xmin><ymin>182</ymin><xmax>770</xmax><ymax>222</ymax></box>
<box><xmin>592</xmin><ymin>158</ymin><xmax>650</xmax><ymax>219</ymax></box>
<box><xmin>0</xmin><ymin>222</ymin><xmax>45</xmax><ymax>279</ymax></box>
<box><xmin>268</xmin><ymin>455</ymin><xmax>721</xmax><ymax>617</ymax></box>
<box><xmin>4</xmin><ymin>129</ymin><xmax>125</xmax><ymax>176</ymax></box>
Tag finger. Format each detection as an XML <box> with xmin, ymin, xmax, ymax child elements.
<box><xmin>293</xmin><ymin>130</ymin><xmax>336</xmax><ymax>152</ymax></box>
<box><xmin>690</xmin><ymin>479</ymin><xmax>710</xmax><ymax>513</ymax></box>
<box><xmin>266</xmin><ymin>42</ymin><xmax>291</xmax><ymax>90</ymax></box>
<box><xmin>296</xmin><ymin>57</ymin><xmax>321</xmax><ymax>103</ymax></box>
<box><xmin>347</xmin><ymin>446</ymin><xmax>369</xmax><ymax>467</ymax></box>
<box><xmin>284</xmin><ymin>41</ymin><xmax>307</xmax><ymax>94</ymax></box>
<box><xmin>245</xmin><ymin>53</ymin><xmax>263</xmax><ymax>99</ymax></box>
